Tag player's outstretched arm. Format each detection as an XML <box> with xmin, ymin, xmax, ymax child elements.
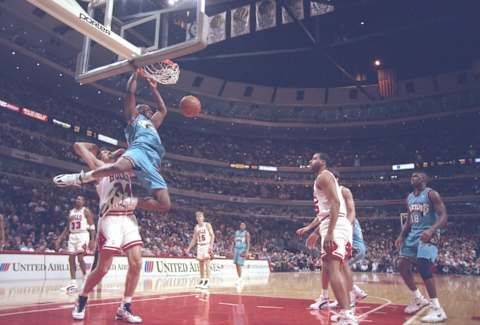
<box><xmin>145</xmin><ymin>77</ymin><xmax>167</xmax><ymax>129</ymax></box>
<box><xmin>73</xmin><ymin>142</ymin><xmax>104</xmax><ymax>170</ymax></box>
<box><xmin>124</xmin><ymin>70</ymin><xmax>140</xmax><ymax>122</ymax></box>
<box><xmin>296</xmin><ymin>216</ymin><xmax>321</xmax><ymax>236</ymax></box>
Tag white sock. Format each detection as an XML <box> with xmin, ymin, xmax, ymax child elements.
<box><xmin>70</xmin><ymin>279</ymin><xmax>77</xmax><ymax>285</ymax></box>
<box><xmin>430</xmin><ymin>298</ymin><xmax>441</xmax><ymax>309</ymax></box>
<box><xmin>122</xmin><ymin>296</ymin><xmax>132</xmax><ymax>306</ymax></box>
<box><xmin>412</xmin><ymin>289</ymin><xmax>422</xmax><ymax>299</ymax></box>
<box><xmin>82</xmin><ymin>171</ymin><xmax>95</xmax><ymax>183</ymax></box>
<box><xmin>322</xmin><ymin>289</ymin><xmax>329</xmax><ymax>298</ymax></box>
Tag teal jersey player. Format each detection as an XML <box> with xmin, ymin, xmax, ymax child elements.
<box><xmin>396</xmin><ymin>171</ymin><xmax>448</xmax><ymax>322</ymax></box>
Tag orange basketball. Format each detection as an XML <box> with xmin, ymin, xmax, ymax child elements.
<box><xmin>180</xmin><ymin>95</ymin><xmax>201</xmax><ymax>118</ymax></box>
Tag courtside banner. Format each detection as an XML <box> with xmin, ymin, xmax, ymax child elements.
<box><xmin>0</xmin><ymin>253</ymin><xmax>270</xmax><ymax>281</ymax></box>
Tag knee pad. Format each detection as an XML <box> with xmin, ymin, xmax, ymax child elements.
<box><xmin>417</xmin><ymin>258</ymin><xmax>434</xmax><ymax>280</ymax></box>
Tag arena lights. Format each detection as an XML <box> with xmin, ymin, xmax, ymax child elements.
<box><xmin>374</xmin><ymin>59</ymin><xmax>382</xmax><ymax>67</ymax></box>
<box><xmin>0</xmin><ymin>99</ymin><xmax>21</xmax><ymax>112</ymax></box>
<box><xmin>259</xmin><ymin>166</ymin><xmax>278</xmax><ymax>172</ymax></box>
<box><xmin>52</xmin><ymin>119</ymin><xmax>71</xmax><ymax>129</ymax></box>
<box><xmin>392</xmin><ymin>163</ymin><xmax>415</xmax><ymax>171</ymax></box>
<box><xmin>22</xmin><ymin>108</ymin><xmax>48</xmax><ymax>122</ymax></box>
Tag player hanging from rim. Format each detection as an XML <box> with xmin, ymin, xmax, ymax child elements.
<box><xmin>186</xmin><ymin>211</ymin><xmax>215</xmax><ymax>290</ymax></box>
<box><xmin>302</xmin><ymin>153</ymin><xmax>356</xmax><ymax>325</ymax></box>
<box><xmin>55</xmin><ymin>195</ymin><xmax>95</xmax><ymax>292</ymax></box>
<box><xmin>70</xmin><ymin>142</ymin><xmax>143</xmax><ymax>323</ymax></box>
<box><xmin>231</xmin><ymin>222</ymin><xmax>251</xmax><ymax>286</ymax></box>
<box><xmin>395</xmin><ymin>171</ymin><xmax>448</xmax><ymax>323</ymax></box>
<box><xmin>53</xmin><ymin>69</ymin><xmax>171</xmax><ymax>214</ymax></box>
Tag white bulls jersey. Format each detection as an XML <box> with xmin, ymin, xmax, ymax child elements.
<box><xmin>313</xmin><ymin>170</ymin><xmax>347</xmax><ymax>221</ymax></box>
<box><xmin>96</xmin><ymin>172</ymin><xmax>136</xmax><ymax>216</ymax></box>
<box><xmin>195</xmin><ymin>223</ymin><xmax>212</xmax><ymax>245</ymax></box>
<box><xmin>68</xmin><ymin>207</ymin><xmax>89</xmax><ymax>234</ymax></box>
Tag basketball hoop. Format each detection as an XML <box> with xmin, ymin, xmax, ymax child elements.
<box><xmin>142</xmin><ymin>59</ymin><xmax>180</xmax><ymax>85</ymax></box>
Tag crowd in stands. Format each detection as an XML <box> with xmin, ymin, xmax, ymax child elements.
<box><xmin>1</xmin><ymin>116</ymin><xmax>479</xmax><ymax>202</ymax></box>
<box><xmin>0</xmin><ymin>171</ymin><xmax>479</xmax><ymax>275</ymax></box>
<box><xmin>0</xmin><ymin>35</ymin><xmax>479</xmax><ymax>276</ymax></box>
<box><xmin>1</xmin><ymin>73</ymin><xmax>480</xmax><ymax>169</ymax></box>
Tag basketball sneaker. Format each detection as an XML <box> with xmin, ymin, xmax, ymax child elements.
<box><xmin>116</xmin><ymin>304</ymin><xmax>142</xmax><ymax>323</ymax></box>
<box><xmin>328</xmin><ymin>300</ymin><xmax>339</xmax><ymax>309</ymax></box>
<box><xmin>420</xmin><ymin>307</ymin><xmax>447</xmax><ymax>323</ymax></box>
<box><xmin>404</xmin><ymin>296</ymin><xmax>429</xmax><ymax>314</ymax></box>
<box><xmin>334</xmin><ymin>309</ymin><xmax>357</xmax><ymax>325</ymax></box>
<box><xmin>53</xmin><ymin>171</ymin><xmax>85</xmax><ymax>187</ymax></box>
<box><xmin>309</xmin><ymin>295</ymin><xmax>329</xmax><ymax>310</ymax></box>
<box><xmin>195</xmin><ymin>280</ymin><xmax>205</xmax><ymax>289</ymax></box>
<box><xmin>354</xmin><ymin>288</ymin><xmax>368</xmax><ymax>301</ymax></box>
<box><xmin>61</xmin><ymin>280</ymin><xmax>78</xmax><ymax>293</ymax></box>
<box><xmin>72</xmin><ymin>296</ymin><xmax>88</xmax><ymax>320</ymax></box>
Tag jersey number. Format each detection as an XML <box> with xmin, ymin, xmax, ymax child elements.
<box><xmin>70</xmin><ymin>221</ymin><xmax>81</xmax><ymax>230</ymax></box>
<box><xmin>113</xmin><ymin>183</ymin><xmax>132</xmax><ymax>198</ymax></box>
<box><xmin>410</xmin><ymin>214</ymin><xmax>420</xmax><ymax>224</ymax></box>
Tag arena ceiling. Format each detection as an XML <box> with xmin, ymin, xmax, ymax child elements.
<box><xmin>180</xmin><ymin>0</ymin><xmax>479</xmax><ymax>88</ymax></box>
<box><xmin>2</xmin><ymin>0</ymin><xmax>479</xmax><ymax>89</ymax></box>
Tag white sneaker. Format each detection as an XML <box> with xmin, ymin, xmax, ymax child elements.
<box><xmin>72</xmin><ymin>299</ymin><xmax>86</xmax><ymax>320</ymax></box>
<box><xmin>200</xmin><ymin>281</ymin><xmax>209</xmax><ymax>289</ymax></box>
<box><xmin>405</xmin><ymin>296</ymin><xmax>429</xmax><ymax>314</ymax></box>
<box><xmin>309</xmin><ymin>296</ymin><xmax>329</xmax><ymax>310</ymax></box>
<box><xmin>116</xmin><ymin>306</ymin><xmax>142</xmax><ymax>323</ymax></box>
<box><xmin>61</xmin><ymin>283</ymin><xmax>78</xmax><ymax>293</ymax></box>
<box><xmin>53</xmin><ymin>172</ymin><xmax>83</xmax><ymax>187</ymax></box>
<box><xmin>336</xmin><ymin>310</ymin><xmax>358</xmax><ymax>325</ymax></box>
<box><xmin>354</xmin><ymin>289</ymin><xmax>368</xmax><ymax>301</ymax></box>
<box><xmin>328</xmin><ymin>300</ymin><xmax>339</xmax><ymax>309</ymax></box>
<box><xmin>421</xmin><ymin>307</ymin><xmax>447</xmax><ymax>323</ymax></box>
<box><xmin>195</xmin><ymin>281</ymin><xmax>204</xmax><ymax>289</ymax></box>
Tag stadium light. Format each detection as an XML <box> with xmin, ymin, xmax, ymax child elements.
<box><xmin>373</xmin><ymin>59</ymin><xmax>382</xmax><ymax>67</ymax></box>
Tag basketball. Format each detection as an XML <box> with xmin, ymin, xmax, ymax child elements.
<box><xmin>180</xmin><ymin>95</ymin><xmax>201</xmax><ymax>118</ymax></box>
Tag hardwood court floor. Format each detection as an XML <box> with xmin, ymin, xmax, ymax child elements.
<box><xmin>0</xmin><ymin>272</ymin><xmax>477</xmax><ymax>324</ymax></box>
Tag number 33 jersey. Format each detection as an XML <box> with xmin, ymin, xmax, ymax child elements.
<box><xmin>68</xmin><ymin>207</ymin><xmax>89</xmax><ymax>234</ymax></box>
<box><xmin>96</xmin><ymin>172</ymin><xmax>136</xmax><ymax>217</ymax></box>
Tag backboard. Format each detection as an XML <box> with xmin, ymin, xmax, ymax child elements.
<box><xmin>26</xmin><ymin>0</ymin><xmax>208</xmax><ymax>84</ymax></box>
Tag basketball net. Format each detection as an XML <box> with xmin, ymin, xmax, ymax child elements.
<box><xmin>142</xmin><ymin>59</ymin><xmax>180</xmax><ymax>85</ymax></box>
